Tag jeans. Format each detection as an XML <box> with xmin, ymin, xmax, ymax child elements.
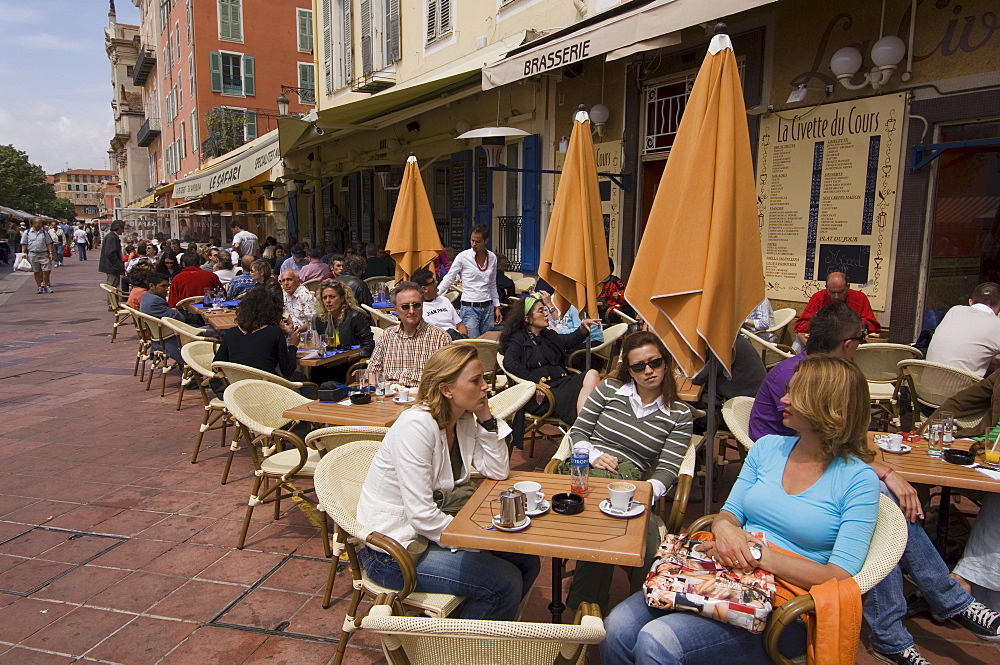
<box><xmin>77</xmin><ymin>242</ymin><xmax>87</xmax><ymax>260</ymax></box>
<box><xmin>359</xmin><ymin>542</ymin><xmax>540</xmax><ymax>620</ymax></box>
<box><xmin>601</xmin><ymin>591</ymin><xmax>806</xmax><ymax>665</ymax></box>
<box><xmin>52</xmin><ymin>243</ymin><xmax>62</xmax><ymax>264</ymax></box>
<box><xmin>864</xmin><ymin>516</ymin><xmax>972</xmax><ymax>653</ymax></box>
<box><xmin>459</xmin><ymin>304</ymin><xmax>494</xmax><ymax>338</ymax></box>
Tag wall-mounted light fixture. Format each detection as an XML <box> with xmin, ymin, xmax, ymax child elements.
<box><xmin>830</xmin><ymin>35</ymin><xmax>905</xmax><ymax>92</ymax></box>
<box><xmin>558</xmin><ymin>136</ymin><xmax>569</xmax><ymax>153</ymax></box>
<box><xmin>589</xmin><ymin>103</ymin><xmax>610</xmax><ymax>139</ymax></box>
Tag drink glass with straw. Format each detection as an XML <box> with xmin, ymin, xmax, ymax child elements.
<box><xmin>987</xmin><ymin>430</ymin><xmax>1000</xmax><ymax>465</ymax></box>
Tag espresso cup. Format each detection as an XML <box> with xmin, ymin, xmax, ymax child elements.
<box><xmin>514</xmin><ymin>481</ymin><xmax>543</xmax><ymax>510</ymax></box>
<box><xmin>886</xmin><ymin>434</ymin><xmax>903</xmax><ymax>452</ymax></box>
<box><xmin>608</xmin><ymin>481</ymin><xmax>636</xmax><ymax>511</ymax></box>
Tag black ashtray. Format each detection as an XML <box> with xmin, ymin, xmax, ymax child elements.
<box><xmin>943</xmin><ymin>446</ymin><xmax>977</xmax><ymax>465</ymax></box>
<box><xmin>349</xmin><ymin>392</ymin><xmax>372</xmax><ymax>405</ymax></box>
<box><xmin>552</xmin><ymin>492</ymin><xmax>585</xmax><ymax>515</ymax></box>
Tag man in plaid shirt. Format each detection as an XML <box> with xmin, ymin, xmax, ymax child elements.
<box><xmin>367</xmin><ymin>282</ymin><xmax>450</xmax><ymax>387</ymax></box>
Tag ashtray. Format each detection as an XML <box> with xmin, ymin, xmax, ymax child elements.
<box><xmin>551</xmin><ymin>492</ymin><xmax>585</xmax><ymax>515</ymax></box>
<box><xmin>943</xmin><ymin>447</ymin><xmax>977</xmax><ymax>465</ymax></box>
<box><xmin>349</xmin><ymin>392</ymin><xmax>372</xmax><ymax>405</ymax></box>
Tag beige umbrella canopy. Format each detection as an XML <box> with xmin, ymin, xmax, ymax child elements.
<box><xmin>385</xmin><ymin>155</ymin><xmax>443</xmax><ymax>281</ymax></box>
<box><xmin>538</xmin><ymin>105</ymin><xmax>609</xmax><ymax>320</ymax></box>
<box><xmin>624</xmin><ymin>29</ymin><xmax>764</xmax><ymax>379</ymax></box>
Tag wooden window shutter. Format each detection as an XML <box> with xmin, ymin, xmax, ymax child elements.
<box><xmin>242</xmin><ymin>55</ymin><xmax>255</xmax><ymax>96</ymax></box>
<box><xmin>343</xmin><ymin>0</ymin><xmax>353</xmax><ymax>83</ymax></box>
<box><xmin>230</xmin><ymin>0</ymin><xmax>242</xmax><ymax>40</ymax></box>
<box><xmin>218</xmin><ymin>0</ymin><xmax>230</xmax><ymax>39</ymax></box>
<box><xmin>360</xmin><ymin>0</ymin><xmax>373</xmax><ymax>75</ymax></box>
<box><xmin>299</xmin><ymin>63</ymin><xmax>315</xmax><ymax>104</ymax></box>
<box><xmin>386</xmin><ymin>0</ymin><xmax>400</xmax><ymax>62</ymax></box>
<box><xmin>245</xmin><ymin>111</ymin><xmax>257</xmax><ymax>141</ymax></box>
<box><xmin>209</xmin><ymin>51</ymin><xmax>222</xmax><ymax>92</ymax></box>
<box><xmin>322</xmin><ymin>0</ymin><xmax>333</xmax><ymax>94</ymax></box>
<box><xmin>439</xmin><ymin>0</ymin><xmax>450</xmax><ymax>35</ymax></box>
<box><xmin>298</xmin><ymin>9</ymin><xmax>313</xmax><ymax>52</ymax></box>
<box><xmin>426</xmin><ymin>0</ymin><xmax>437</xmax><ymax>42</ymax></box>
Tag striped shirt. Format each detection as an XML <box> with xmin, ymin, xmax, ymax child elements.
<box><xmin>367</xmin><ymin>321</ymin><xmax>451</xmax><ymax>387</ymax></box>
<box><xmin>569</xmin><ymin>378</ymin><xmax>692</xmax><ymax>489</ymax></box>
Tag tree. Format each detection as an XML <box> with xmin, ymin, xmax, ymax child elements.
<box><xmin>0</xmin><ymin>145</ymin><xmax>52</xmax><ymax>212</ymax></box>
<box><xmin>204</xmin><ymin>108</ymin><xmax>250</xmax><ymax>159</ymax></box>
<box><xmin>48</xmin><ymin>198</ymin><xmax>77</xmax><ymax>221</ymax></box>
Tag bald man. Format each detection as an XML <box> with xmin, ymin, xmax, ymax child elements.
<box><xmin>794</xmin><ymin>272</ymin><xmax>880</xmax><ymax>335</ymax></box>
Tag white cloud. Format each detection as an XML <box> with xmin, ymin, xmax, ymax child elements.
<box><xmin>0</xmin><ymin>3</ymin><xmax>42</xmax><ymax>24</ymax></box>
<box><xmin>0</xmin><ymin>102</ymin><xmax>112</xmax><ymax>173</ymax></box>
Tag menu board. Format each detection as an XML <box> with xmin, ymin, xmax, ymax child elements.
<box><xmin>756</xmin><ymin>93</ymin><xmax>905</xmax><ymax>311</ymax></box>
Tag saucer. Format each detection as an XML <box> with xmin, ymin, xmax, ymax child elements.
<box><xmin>876</xmin><ymin>442</ymin><xmax>912</xmax><ymax>455</ymax></box>
<box><xmin>525</xmin><ymin>500</ymin><xmax>550</xmax><ymax>517</ymax></box>
<box><xmin>491</xmin><ymin>515</ymin><xmax>531</xmax><ymax>532</ymax></box>
<box><xmin>599</xmin><ymin>499</ymin><xmax>645</xmax><ymax>518</ymax></box>
<box><xmin>393</xmin><ymin>396</ymin><xmax>415</xmax><ymax>404</ymax></box>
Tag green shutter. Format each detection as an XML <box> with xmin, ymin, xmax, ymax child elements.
<box><xmin>299</xmin><ymin>63</ymin><xmax>315</xmax><ymax>103</ymax></box>
<box><xmin>245</xmin><ymin>111</ymin><xmax>257</xmax><ymax>140</ymax></box>
<box><xmin>218</xmin><ymin>0</ymin><xmax>230</xmax><ymax>38</ymax></box>
<box><xmin>298</xmin><ymin>9</ymin><xmax>313</xmax><ymax>52</ymax></box>
<box><xmin>209</xmin><ymin>51</ymin><xmax>222</xmax><ymax>92</ymax></box>
<box><xmin>242</xmin><ymin>55</ymin><xmax>255</xmax><ymax>96</ymax></box>
<box><xmin>230</xmin><ymin>0</ymin><xmax>242</xmax><ymax>40</ymax></box>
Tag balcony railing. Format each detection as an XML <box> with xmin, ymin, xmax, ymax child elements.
<box><xmin>132</xmin><ymin>46</ymin><xmax>156</xmax><ymax>86</ymax></box>
<box><xmin>497</xmin><ymin>215</ymin><xmax>523</xmax><ymax>271</ymax></box>
<box><xmin>137</xmin><ymin>117</ymin><xmax>161</xmax><ymax>147</ymax></box>
<box><xmin>351</xmin><ymin>70</ymin><xmax>396</xmax><ymax>94</ymax></box>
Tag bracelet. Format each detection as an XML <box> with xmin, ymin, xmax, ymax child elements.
<box><xmin>878</xmin><ymin>468</ymin><xmax>894</xmax><ymax>481</ymax></box>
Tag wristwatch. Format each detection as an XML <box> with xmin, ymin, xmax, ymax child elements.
<box><xmin>748</xmin><ymin>542</ymin><xmax>763</xmax><ymax>561</ymax></box>
<box><xmin>479</xmin><ymin>416</ymin><xmax>498</xmax><ymax>432</ymax></box>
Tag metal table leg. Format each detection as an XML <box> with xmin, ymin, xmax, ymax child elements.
<box><xmin>549</xmin><ymin>556</ymin><xmax>565</xmax><ymax>623</ymax></box>
<box><xmin>935</xmin><ymin>486</ymin><xmax>951</xmax><ymax>554</ymax></box>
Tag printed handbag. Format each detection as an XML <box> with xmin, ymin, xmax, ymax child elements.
<box><xmin>643</xmin><ymin>531</ymin><xmax>776</xmax><ymax>633</ymax></box>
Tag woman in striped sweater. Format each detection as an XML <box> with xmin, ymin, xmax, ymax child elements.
<box><xmin>563</xmin><ymin>330</ymin><xmax>693</xmax><ymax>611</ymax></box>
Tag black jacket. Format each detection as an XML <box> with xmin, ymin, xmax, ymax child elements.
<box><xmin>313</xmin><ymin>308</ymin><xmax>375</xmax><ymax>357</ymax></box>
<box><xmin>335</xmin><ymin>274</ymin><xmax>373</xmax><ymax>307</ymax></box>
<box><xmin>99</xmin><ymin>230</ymin><xmax>124</xmax><ymax>275</ymax></box>
<box><xmin>502</xmin><ymin>327</ymin><xmax>587</xmax><ymax>382</ymax></box>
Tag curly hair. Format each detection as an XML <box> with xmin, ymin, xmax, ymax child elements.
<box><xmin>499</xmin><ymin>296</ymin><xmax>540</xmax><ymax>351</ymax></box>
<box><xmin>315</xmin><ymin>279</ymin><xmax>361</xmax><ymax>326</ymax></box>
<box><xmin>127</xmin><ymin>260</ymin><xmax>156</xmax><ymax>288</ymax></box>
<box><xmin>235</xmin><ymin>286</ymin><xmax>284</xmax><ymax>332</ymax></box>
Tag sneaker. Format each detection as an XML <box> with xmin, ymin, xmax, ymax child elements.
<box><xmin>44</xmin><ymin>285</ymin><xmax>53</xmax><ymax>293</ymax></box>
<box><xmin>37</xmin><ymin>286</ymin><xmax>43</xmax><ymax>294</ymax></box>
<box><xmin>953</xmin><ymin>601</ymin><xmax>1000</xmax><ymax>642</ymax></box>
<box><xmin>869</xmin><ymin>646</ymin><xmax>932</xmax><ymax>665</ymax></box>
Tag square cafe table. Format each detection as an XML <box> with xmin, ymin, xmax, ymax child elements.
<box><xmin>439</xmin><ymin>470</ymin><xmax>652</xmax><ymax>622</ymax></box>
<box><xmin>202</xmin><ymin>310</ymin><xmax>238</xmax><ymax>331</ymax></box>
<box><xmin>282</xmin><ymin>398</ymin><xmax>408</xmax><ymax>428</ymax></box>
<box><xmin>869</xmin><ymin>432</ymin><xmax>1000</xmax><ymax>552</ymax></box>
<box><xmin>295</xmin><ymin>347</ymin><xmax>362</xmax><ymax>368</ymax></box>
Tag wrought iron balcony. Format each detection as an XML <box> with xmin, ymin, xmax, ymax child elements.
<box><xmin>132</xmin><ymin>46</ymin><xmax>156</xmax><ymax>85</ymax></box>
<box><xmin>137</xmin><ymin>117</ymin><xmax>161</xmax><ymax>147</ymax></box>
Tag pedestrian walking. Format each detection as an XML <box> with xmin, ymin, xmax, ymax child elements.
<box><xmin>20</xmin><ymin>217</ymin><xmax>56</xmax><ymax>293</ymax></box>
<box><xmin>49</xmin><ymin>222</ymin><xmax>65</xmax><ymax>268</ymax></box>
<box><xmin>73</xmin><ymin>223</ymin><xmax>89</xmax><ymax>260</ymax></box>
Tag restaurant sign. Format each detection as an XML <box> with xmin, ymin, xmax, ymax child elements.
<box><xmin>756</xmin><ymin>93</ymin><xmax>906</xmax><ymax>311</ymax></box>
<box><xmin>173</xmin><ymin>132</ymin><xmax>281</xmax><ymax>198</ymax></box>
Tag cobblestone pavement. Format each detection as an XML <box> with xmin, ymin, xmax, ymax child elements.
<box><xmin>0</xmin><ymin>260</ymin><xmax>995</xmax><ymax>664</ymax></box>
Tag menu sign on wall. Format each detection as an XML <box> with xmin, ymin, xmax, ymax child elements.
<box><xmin>756</xmin><ymin>93</ymin><xmax>905</xmax><ymax>311</ymax></box>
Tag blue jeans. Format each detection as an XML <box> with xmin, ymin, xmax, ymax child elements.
<box><xmin>459</xmin><ymin>304</ymin><xmax>495</xmax><ymax>338</ymax></box>
<box><xmin>77</xmin><ymin>242</ymin><xmax>87</xmax><ymax>260</ymax></box>
<box><xmin>864</xmin><ymin>516</ymin><xmax>972</xmax><ymax>653</ymax></box>
<box><xmin>359</xmin><ymin>542</ymin><xmax>540</xmax><ymax>620</ymax></box>
<box><xmin>601</xmin><ymin>591</ymin><xmax>806</xmax><ymax>665</ymax></box>
<box><xmin>53</xmin><ymin>243</ymin><xmax>62</xmax><ymax>264</ymax></box>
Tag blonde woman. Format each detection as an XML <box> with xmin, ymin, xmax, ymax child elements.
<box><xmin>356</xmin><ymin>345</ymin><xmax>540</xmax><ymax>620</ymax></box>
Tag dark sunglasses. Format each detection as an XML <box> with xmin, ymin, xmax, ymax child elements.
<box><xmin>628</xmin><ymin>357</ymin><xmax>665</xmax><ymax>373</ymax></box>
<box><xmin>843</xmin><ymin>334</ymin><xmax>866</xmax><ymax>344</ymax></box>
<box><xmin>397</xmin><ymin>302</ymin><xmax>422</xmax><ymax>311</ymax></box>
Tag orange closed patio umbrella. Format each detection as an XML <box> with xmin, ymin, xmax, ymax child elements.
<box><xmin>625</xmin><ymin>26</ymin><xmax>764</xmax><ymax>380</ymax></box>
<box><xmin>538</xmin><ymin>105</ymin><xmax>609</xmax><ymax>322</ymax></box>
<box><xmin>385</xmin><ymin>155</ymin><xmax>442</xmax><ymax>282</ymax></box>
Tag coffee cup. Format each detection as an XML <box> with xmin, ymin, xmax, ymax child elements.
<box><xmin>607</xmin><ymin>481</ymin><xmax>636</xmax><ymax>512</ymax></box>
<box><xmin>886</xmin><ymin>434</ymin><xmax>903</xmax><ymax>452</ymax></box>
<box><xmin>514</xmin><ymin>481</ymin><xmax>544</xmax><ymax>510</ymax></box>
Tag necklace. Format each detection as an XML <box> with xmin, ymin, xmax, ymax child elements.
<box><xmin>474</xmin><ymin>253</ymin><xmax>489</xmax><ymax>272</ymax></box>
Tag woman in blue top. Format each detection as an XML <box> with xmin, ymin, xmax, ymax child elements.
<box><xmin>602</xmin><ymin>355</ymin><xmax>881</xmax><ymax>665</ymax></box>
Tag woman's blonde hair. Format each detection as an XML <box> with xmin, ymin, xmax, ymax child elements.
<box><xmin>787</xmin><ymin>355</ymin><xmax>874</xmax><ymax>464</ymax></box>
<box><xmin>417</xmin><ymin>345</ymin><xmax>481</xmax><ymax>428</ymax></box>
<box><xmin>314</xmin><ymin>279</ymin><xmax>361</xmax><ymax>326</ymax></box>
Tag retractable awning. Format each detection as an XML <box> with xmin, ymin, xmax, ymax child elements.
<box><xmin>482</xmin><ymin>0</ymin><xmax>777</xmax><ymax>89</ymax></box>
<box><xmin>172</xmin><ymin>130</ymin><xmax>280</xmax><ymax>198</ymax></box>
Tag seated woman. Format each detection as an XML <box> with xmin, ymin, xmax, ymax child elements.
<box><xmin>214</xmin><ymin>286</ymin><xmax>300</xmax><ymax>379</ymax></box>
<box><xmin>154</xmin><ymin>249</ymin><xmax>181</xmax><ymax>281</ymax></box>
<box><xmin>564</xmin><ymin>331</ymin><xmax>692</xmax><ymax>611</ymax></box>
<box><xmin>125</xmin><ymin>261</ymin><xmax>156</xmax><ymax>309</ymax></box>
<box><xmin>602</xmin><ymin>356</ymin><xmax>881</xmax><ymax>665</ymax></box>
<box><xmin>357</xmin><ymin>345</ymin><xmax>540</xmax><ymax>620</ymax></box>
<box><xmin>500</xmin><ymin>296</ymin><xmax>602</xmax><ymax>429</ymax></box>
<box><xmin>311</xmin><ymin>279</ymin><xmax>375</xmax><ymax>383</ymax></box>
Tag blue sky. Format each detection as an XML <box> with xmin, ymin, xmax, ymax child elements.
<box><xmin>0</xmin><ymin>1</ymin><xmax>141</xmax><ymax>174</ymax></box>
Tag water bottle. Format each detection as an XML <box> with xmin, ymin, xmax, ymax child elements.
<box><xmin>570</xmin><ymin>443</ymin><xmax>590</xmax><ymax>496</ymax></box>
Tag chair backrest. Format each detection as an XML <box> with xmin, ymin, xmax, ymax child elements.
<box><xmin>314</xmin><ymin>440</ymin><xmax>383</xmax><ymax>541</ymax></box>
<box><xmin>121</xmin><ymin>304</ymin><xmax>148</xmax><ymax>340</ymax></box>
<box><xmin>487</xmin><ymin>381</ymin><xmax>537</xmax><ymax>421</ymax></box>
<box><xmin>223</xmin><ymin>379</ymin><xmax>312</xmax><ymax>436</ymax></box>
<box><xmin>721</xmin><ymin>396</ymin><xmax>756</xmax><ymax>450</ymax></box>
<box><xmin>305</xmin><ymin>426</ymin><xmax>388</xmax><ymax>454</ymax></box>
<box><xmin>740</xmin><ymin>329</ymin><xmax>793</xmax><ymax>369</ymax></box>
<box><xmin>606</xmin><ymin>306</ymin><xmax>637</xmax><ymax>325</ymax></box>
<box><xmin>854</xmin><ymin>494</ymin><xmax>909</xmax><ymax>593</ymax></box>
<box><xmin>362</xmin><ymin>303</ymin><xmax>399</xmax><ymax>329</ymax></box>
<box><xmin>365</xmin><ymin>276</ymin><xmax>393</xmax><ymax>293</ymax></box>
<box><xmin>213</xmin><ymin>360</ymin><xmax>303</xmax><ymax>390</ymax></box>
<box><xmin>134</xmin><ymin>309</ymin><xmax>176</xmax><ymax>343</ymax></box>
<box><xmin>443</xmin><ymin>290</ymin><xmax>460</xmax><ymax>303</ymax></box>
<box><xmin>853</xmin><ymin>343</ymin><xmax>922</xmax><ymax>383</ymax></box>
<box><xmin>504</xmin><ymin>272</ymin><xmax>524</xmax><ymax>282</ymax></box>
<box><xmin>513</xmin><ymin>277</ymin><xmax>536</xmax><ymax>293</ymax></box>
<box><xmin>174</xmin><ymin>295</ymin><xmax>204</xmax><ymax>308</ymax></box>
<box><xmin>594</xmin><ymin>322</ymin><xmax>629</xmax><ymax>359</ymax></box>
<box><xmin>99</xmin><ymin>282</ymin><xmax>123</xmax><ymax>309</ymax></box>
<box><xmin>180</xmin><ymin>340</ymin><xmax>218</xmax><ymax>379</ymax></box>
<box><xmin>371</xmin><ymin>326</ymin><xmax>384</xmax><ymax>344</ymax></box>
<box><xmin>453</xmin><ymin>338</ymin><xmax>500</xmax><ymax>377</ymax></box>
<box><xmin>497</xmin><ymin>354</ymin><xmax>528</xmax><ymax>384</ymax></box>
<box><xmin>159</xmin><ymin>317</ymin><xmax>210</xmax><ymax>348</ymax></box>
<box><xmin>897</xmin><ymin>360</ymin><xmax>981</xmax><ymax>410</ymax></box>
<box><xmin>302</xmin><ymin>278</ymin><xmax>322</xmax><ymax>293</ymax></box>
<box><xmin>766</xmin><ymin>308</ymin><xmax>797</xmax><ymax>344</ymax></box>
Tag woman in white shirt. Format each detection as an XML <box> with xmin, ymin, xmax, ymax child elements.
<box><xmin>356</xmin><ymin>344</ymin><xmax>540</xmax><ymax>620</ymax></box>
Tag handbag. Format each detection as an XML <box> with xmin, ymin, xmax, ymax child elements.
<box><xmin>14</xmin><ymin>253</ymin><xmax>32</xmax><ymax>272</ymax></box>
<box><xmin>643</xmin><ymin>531</ymin><xmax>776</xmax><ymax>633</ymax></box>
<box><xmin>63</xmin><ymin>245</ymin><xmax>71</xmax><ymax>258</ymax></box>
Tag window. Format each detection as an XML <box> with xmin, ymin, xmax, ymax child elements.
<box><xmin>322</xmin><ymin>0</ymin><xmax>353</xmax><ymax>93</ymax></box>
<box><xmin>179</xmin><ymin>122</ymin><xmax>186</xmax><ymax>157</ymax></box>
<box><xmin>174</xmin><ymin>21</ymin><xmax>181</xmax><ymax>61</ymax></box>
<box><xmin>426</xmin><ymin>0</ymin><xmax>451</xmax><ymax>44</ymax></box>
<box><xmin>297</xmin><ymin>8</ymin><xmax>313</xmax><ymax>52</ymax></box>
<box><xmin>210</xmin><ymin>51</ymin><xmax>254</xmax><ymax>96</ymax></box>
<box><xmin>218</xmin><ymin>0</ymin><xmax>243</xmax><ymax>41</ymax></box>
<box><xmin>298</xmin><ymin>62</ymin><xmax>315</xmax><ymax>104</ymax></box>
<box><xmin>186</xmin><ymin>0</ymin><xmax>193</xmax><ymax>42</ymax></box>
<box><xmin>177</xmin><ymin>73</ymin><xmax>183</xmax><ymax>109</ymax></box>
<box><xmin>190</xmin><ymin>110</ymin><xmax>199</xmax><ymax>152</ymax></box>
<box><xmin>245</xmin><ymin>111</ymin><xmax>257</xmax><ymax>141</ymax></box>
<box><xmin>189</xmin><ymin>54</ymin><xmax>196</xmax><ymax>96</ymax></box>
<box><xmin>159</xmin><ymin>0</ymin><xmax>169</xmax><ymax>32</ymax></box>
<box><xmin>360</xmin><ymin>0</ymin><xmax>398</xmax><ymax>75</ymax></box>
<box><xmin>126</xmin><ymin>65</ymin><xmax>134</xmax><ymax>77</ymax></box>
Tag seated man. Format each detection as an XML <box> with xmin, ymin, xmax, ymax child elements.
<box><xmin>794</xmin><ymin>271</ymin><xmax>880</xmax><ymax>335</ymax></box>
<box><xmin>168</xmin><ymin>251</ymin><xmax>223</xmax><ymax>307</ymax></box>
<box><xmin>412</xmin><ymin>267</ymin><xmax>468</xmax><ymax>340</ymax></box>
<box><xmin>279</xmin><ymin>269</ymin><xmax>316</xmax><ymax>332</ymax></box>
<box><xmin>366</xmin><ymin>281</ymin><xmax>451</xmax><ymax>388</ymax></box>
<box><xmin>139</xmin><ymin>272</ymin><xmax>205</xmax><ymax>364</ymax></box>
<box><xmin>278</xmin><ymin>244</ymin><xmax>309</xmax><ymax>274</ymax></box>
<box><xmin>298</xmin><ymin>247</ymin><xmax>333</xmax><ymax>283</ymax></box>
<box><xmin>225</xmin><ymin>255</ymin><xmax>258</xmax><ymax>299</ymax></box>
<box><xmin>926</xmin><ymin>282</ymin><xmax>1000</xmax><ymax>376</ymax></box>
<box><xmin>335</xmin><ymin>254</ymin><xmax>373</xmax><ymax>307</ymax></box>
<box><xmin>328</xmin><ymin>253</ymin><xmax>346</xmax><ymax>279</ymax></box>
<box><xmin>742</xmin><ymin>297</ymin><xmax>776</xmax><ymax>343</ymax></box>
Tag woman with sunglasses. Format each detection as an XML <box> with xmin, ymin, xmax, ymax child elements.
<box><xmin>154</xmin><ymin>249</ymin><xmax>181</xmax><ymax>281</ymax></box>
<box><xmin>563</xmin><ymin>330</ymin><xmax>693</xmax><ymax>611</ymax></box>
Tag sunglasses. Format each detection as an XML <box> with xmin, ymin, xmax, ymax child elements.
<box><xmin>628</xmin><ymin>357</ymin><xmax>665</xmax><ymax>373</ymax></box>
<box><xmin>397</xmin><ymin>302</ymin><xmax>422</xmax><ymax>311</ymax></box>
<box><xmin>843</xmin><ymin>334</ymin><xmax>866</xmax><ymax>344</ymax></box>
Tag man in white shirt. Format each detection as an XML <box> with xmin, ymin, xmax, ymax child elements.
<box><xmin>437</xmin><ymin>224</ymin><xmax>501</xmax><ymax>338</ymax></box>
<box><xmin>927</xmin><ymin>282</ymin><xmax>1000</xmax><ymax>376</ymax></box>
<box><xmin>413</xmin><ymin>268</ymin><xmax>468</xmax><ymax>340</ymax></box>
<box><xmin>279</xmin><ymin>269</ymin><xmax>316</xmax><ymax>332</ymax></box>
<box><xmin>230</xmin><ymin>221</ymin><xmax>260</xmax><ymax>258</ymax></box>
<box><xmin>72</xmin><ymin>223</ymin><xmax>89</xmax><ymax>261</ymax></box>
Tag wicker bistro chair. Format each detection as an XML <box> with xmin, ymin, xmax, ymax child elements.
<box><xmin>853</xmin><ymin>344</ymin><xmax>923</xmax><ymax>428</ymax></box>
<box><xmin>365</xmin><ymin>276</ymin><xmax>394</xmax><ymax>295</ymax></box>
<box><xmin>99</xmin><ymin>283</ymin><xmax>132</xmax><ymax>342</ymax></box>
<box><xmin>222</xmin><ymin>380</ymin><xmax>329</xmax><ymax>553</ymax></box>
<box><xmin>504</xmin><ymin>271</ymin><xmax>524</xmax><ymax>282</ymax></box>
<box><xmin>567</xmin><ymin>322</ymin><xmax>629</xmax><ymax>374</ymax></box>
<box><xmin>454</xmin><ymin>338</ymin><xmax>505</xmax><ymax>392</ymax></box>
<box><xmin>687</xmin><ymin>494</ymin><xmax>908</xmax><ymax>665</ymax></box>
<box><xmin>303</xmin><ymin>278</ymin><xmax>322</xmax><ymax>293</ymax></box>
<box><xmin>160</xmin><ymin>317</ymin><xmax>220</xmax><ymax>410</ymax></box>
<box><xmin>487</xmin><ymin>381</ymin><xmax>537</xmax><ymax>422</ymax></box>
<box><xmin>766</xmin><ymin>308</ymin><xmax>797</xmax><ymax>346</ymax></box>
<box><xmin>605</xmin><ymin>305</ymin><xmax>637</xmax><ymax>326</ymax></box>
<box><xmin>740</xmin><ymin>329</ymin><xmax>795</xmax><ymax>370</ymax></box>
<box><xmin>513</xmin><ymin>276</ymin><xmax>537</xmax><ymax>293</ymax></box>
<box><xmin>362</xmin><ymin>303</ymin><xmax>400</xmax><ymax>330</ymax></box>
<box><xmin>497</xmin><ymin>354</ymin><xmax>565</xmax><ymax>457</ymax></box>
<box><xmin>360</xmin><ymin>595</ymin><xmax>605</xmax><ymax>665</ymax></box>
<box><xmin>313</xmin><ymin>442</ymin><xmax>465</xmax><ymax>665</ymax></box>
<box><xmin>721</xmin><ymin>396</ymin><xmax>756</xmax><ymax>451</ymax></box>
<box><xmin>133</xmin><ymin>309</ymin><xmax>180</xmax><ymax>396</ymax></box>
<box><xmin>181</xmin><ymin>341</ymin><xmax>237</xmax><ymax>466</ymax></box>
<box><xmin>121</xmin><ymin>305</ymin><xmax>152</xmax><ymax>380</ymax></box>
<box><xmin>174</xmin><ymin>295</ymin><xmax>204</xmax><ymax>309</ymax></box>
<box><xmin>895</xmin><ymin>360</ymin><xmax>982</xmax><ymax>430</ymax></box>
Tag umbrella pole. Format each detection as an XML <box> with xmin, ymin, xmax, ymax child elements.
<box><xmin>585</xmin><ymin>330</ymin><xmax>592</xmax><ymax>372</ymax></box>
<box><xmin>703</xmin><ymin>354</ymin><xmax>718</xmax><ymax>515</ymax></box>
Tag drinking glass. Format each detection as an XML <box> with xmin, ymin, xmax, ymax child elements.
<box><xmin>374</xmin><ymin>372</ymin><xmax>386</xmax><ymax>402</ymax></box>
<box><xmin>987</xmin><ymin>431</ymin><xmax>1000</xmax><ymax>465</ymax></box>
<box><xmin>939</xmin><ymin>411</ymin><xmax>954</xmax><ymax>445</ymax></box>
<box><xmin>926</xmin><ymin>419</ymin><xmax>944</xmax><ymax>458</ymax></box>
<box><xmin>203</xmin><ymin>288</ymin><xmax>214</xmax><ymax>309</ymax></box>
